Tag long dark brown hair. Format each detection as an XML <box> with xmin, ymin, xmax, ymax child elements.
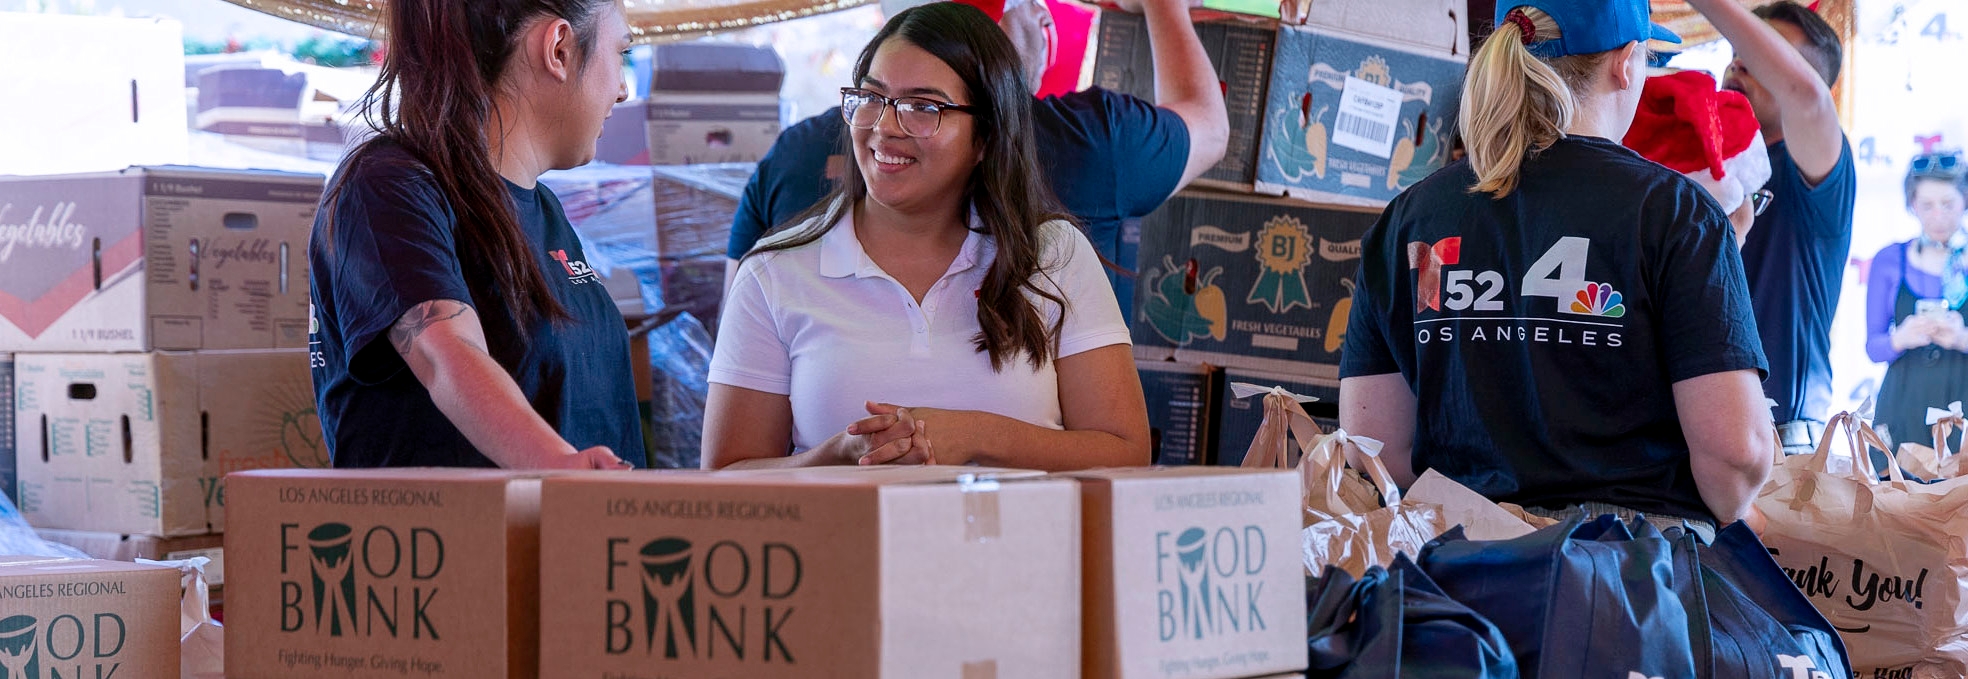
<box><xmin>326</xmin><ymin>0</ymin><xmax>616</xmax><ymax>326</ymax></box>
<box><xmin>750</xmin><ymin>2</ymin><xmax>1073</xmax><ymax>371</ymax></box>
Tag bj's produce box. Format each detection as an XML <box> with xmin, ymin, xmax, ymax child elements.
<box><xmin>1137</xmin><ymin>359</ymin><xmax>1221</xmax><ymax>466</ymax></box>
<box><xmin>12</xmin><ymin>349</ymin><xmax>321</xmax><ymax>536</ymax></box>
<box><xmin>1069</xmin><ymin>467</ymin><xmax>1308</xmax><ymax>679</ymax></box>
<box><xmin>1254</xmin><ymin>24</ymin><xmax>1467</xmax><ymax>209</ymax></box>
<box><xmin>1131</xmin><ymin>190</ymin><xmax>1374</xmax><ymax>375</ymax></box>
<box><xmin>538</xmin><ymin>467</ymin><xmax>1082</xmax><ymax>678</ymax></box>
<box><xmin>0</xmin><ymin>557</ymin><xmax>180</xmax><ymax>678</ymax></box>
<box><xmin>225</xmin><ymin>469</ymin><xmax>547</xmax><ymax>679</ymax></box>
<box><xmin>1216</xmin><ymin>369</ymin><xmax>1339</xmax><ymax>467</ymax></box>
<box><xmin>0</xmin><ymin>166</ymin><xmax>321</xmax><ymax>352</ymax></box>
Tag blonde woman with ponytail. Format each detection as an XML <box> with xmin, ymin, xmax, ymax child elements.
<box><xmin>1337</xmin><ymin>0</ymin><xmax>1776</xmax><ymax>536</ymax></box>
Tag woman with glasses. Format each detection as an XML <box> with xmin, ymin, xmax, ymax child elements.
<box><xmin>1866</xmin><ymin>151</ymin><xmax>1968</xmax><ymax>463</ymax></box>
<box><xmin>699</xmin><ymin>2</ymin><xmax>1150</xmax><ymax>470</ymax></box>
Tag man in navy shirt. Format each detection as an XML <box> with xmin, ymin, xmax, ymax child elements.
<box><xmin>725</xmin><ymin>0</ymin><xmax>1229</xmax><ymax>316</ymax></box>
<box><xmin>1688</xmin><ymin>0</ymin><xmax>1854</xmax><ymax>453</ymax></box>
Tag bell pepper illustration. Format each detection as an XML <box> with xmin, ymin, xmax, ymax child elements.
<box><xmin>1326</xmin><ymin>278</ymin><xmax>1354</xmax><ymax>353</ymax></box>
<box><xmin>1302</xmin><ymin>92</ymin><xmax>1329</xmax><ymax>179</ymax></box>
<box><xmin>280</xmin><ymin>407</ymin><xmax>330</xmax><ymax>468</ymax></box>
<box><xmin>1140</xmin><ymin>255</ymin><xmax>1228</xmax><ymax>344</ymax></box>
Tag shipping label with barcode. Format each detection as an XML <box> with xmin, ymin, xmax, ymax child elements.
<box><xmin>1332</xmin><ymin>75</ymin><xmax>1403</xmax><ymax>159</ymax></box>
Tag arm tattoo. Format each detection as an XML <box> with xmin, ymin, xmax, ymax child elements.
<box><xmin>389</xmin><ymin>300</ymin><xmax>472</xmax><ymax>356</ymax></box>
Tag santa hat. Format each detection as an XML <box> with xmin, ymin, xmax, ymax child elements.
<box><xmin>876</xmin><ymin>0</ymin><xmax>1090</xmax><ymax>97</ymax></box>
<box><xmin>1622</xmin><ymin>70</ymin><xmax>1771</xmax><ymax>214</ymax></box>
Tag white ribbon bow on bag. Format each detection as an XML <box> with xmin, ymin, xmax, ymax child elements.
<box><xmin>1228</xmin><ymin>382</ymin><xmax>1320</xmax><ymax>403</ymax></box>
<box><xmin>1927</xmin><ymin>401</ymin><xmax>1965</xmax><ymax>426</ymax></box>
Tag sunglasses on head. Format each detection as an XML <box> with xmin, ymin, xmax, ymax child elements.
<box><xmin>1913</xmin><ymin>153</ymin><xmax>1963</xmax><ymax>175</ymax></box>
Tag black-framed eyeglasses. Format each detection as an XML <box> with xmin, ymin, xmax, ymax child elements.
<box><xmin>840</xmin><ymin>87</ymin><xmax>977</xmax><ymax>139</ymax></box>
<box><xmin>1913</xmin><ymin>152</ymin><xmax>1963</xmax><ymax>176</ymax></box>
<box><xmin>1751</xmin><ymin>188</ymin><xmax>1775</xmax><ymax>217</ymax></box>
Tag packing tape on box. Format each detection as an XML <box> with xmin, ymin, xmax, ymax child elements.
<box><xmin>959</xmin><ymin>474</ymin><xmax>1001</xmax><ymax>543</ymax></box>
<box><xmin>962</xmin><ymin>659</ymin><xmax>998</xmax><ymax>679</ymax></box>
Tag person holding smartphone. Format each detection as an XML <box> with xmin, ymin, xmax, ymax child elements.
<box><xmin>1866</xmin><ymin>152</ymin><xmax>1968</xmax><ymax>463</ymax></box>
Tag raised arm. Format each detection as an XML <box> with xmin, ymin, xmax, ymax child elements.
<box><xmin>391</xmin><ymin>299</ymin><xmax>629</xmax><ymax>469</ymax></box>
<box><xmin>1688</xmin><ymin>0</ymin><xmax>1842</xmax><ymax>183</ymax></box>
<box><xmin>1116</xmin><ymin>0</ymin><xmax>1229</xmax><ymax>189</ymax></box>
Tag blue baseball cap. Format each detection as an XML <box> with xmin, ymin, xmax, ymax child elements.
<box><xmin>1498</xmin><ymin>0</ymin><xmax>1681</xmax><ymax>59</ymax></box>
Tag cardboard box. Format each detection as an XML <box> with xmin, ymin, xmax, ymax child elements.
<box><xmin>652</xmin><ymin>164</ymin><xmax>750</xmax><ymax>335</ymax></box>
<box><xmin>596</xmin><ymin>44</ymin><xmax>785</xmax><ymax>166</ymax></box>
<box><xmin>0</xmin><ymin>14</ymin><xmax>189</xmax><ymax>176</ymax></box>
<box><xmin>538</xmin><ymin>467</ymin><xmax>1082</xmax><ymax>678</ymax></box>
<box><xmin>0</xmin><ymin>166</ymin><xmax>322</xmax><ymax>352</ymax></box>
<box><xmin>1</xmin><ymin>352</ymin><xmax>13</xmax><ymax>505</ymax></box>
<box><xmin>33</xmin><ymin>529</ymin><xmax>225</xmax><ymax>579</ymax></box>
<box><xmin>1253</xmin><ymin>25</ymin><xmax>1467</xmax><ymax>209</ymax></box>
<box><xmin>1138</xmin><ymin>359</ymin><xmax>1221</xmax><ymax>466</ymax></box>
<box><xmin>0</xmin><ymin>557</ymin><xmax>181</xmax><ymax>678</ymax></box>
<box><xmin>1132</xmin><ymin>190</ymin><xmax>1374</xmax><ymax>374</ymax></box>
<box><xmin>1070</xmin><ymin>467</ymin><xmax>1309</xmax><ymax>679</ymax></box>
<box><xmin>1287</xmin><ymin>0</ymin><xmax>1468</xmax><ymax>55</ymax></box>
<box><xmin>13</xmin><ymin>349</ymin><xmax>321</xmax><ymax>536</ymax></box>
<box><xmin>1216</xmin><ymin>369</ymin><xmax>1338</xmax><ymax>466</ymax></box>
<box><xmin>225</xmin><ymin>469</ymin><xmax>546</xmax><ymax>679</ymax></box>
<box><xmin>1094</xmin><ymin>11</ymin><xmax>1276</xmax><ymax>186</ymax></box>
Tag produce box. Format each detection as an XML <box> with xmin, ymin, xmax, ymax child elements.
<box><xmin>0</xmin><ymin>166</ymin><xmax>320</xmax><ymax>352</ymax></box>
<box><xmin>13</xmin><ymin>350</ymin><xmax>320</xmax><ymax>536</ymax></box>
<box><xmin>1131</xmin><ymin>190</ymin><xmax>1373</xmax><ymax>375</ymax></box>
<box><xmin>225</xmin><ymin>469</ymin><xmax>548</xmax><ymax>679</ymax></box>
<box><xmin>1068</xmin><ymin>467</ymin><xmax>1309</xmax><ymax>679</ymax></box>
<box><xmin>1254</xmin><ymin>25</ymin><xmax>1467</xmax><ymax>208</ymax></box>
<box><xmin>538</xmin><ymin>466</ymin><xmax>1081</xmax><ymax>678</ymax></box>
<box><xmin>0</xmin><ymin>557</ymin><xmax>180</xmax><ymax>678</ymax></box>
<box><xmin>1137</xmin><ymin>359</ymin><xmax>1221</xmax><ymax>466</ymax></box>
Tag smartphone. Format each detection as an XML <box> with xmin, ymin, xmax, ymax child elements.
<box><xmin>1918</xmin><ymin>298</ymin><xmax>1951</xmax><ymax>320</ymax></box>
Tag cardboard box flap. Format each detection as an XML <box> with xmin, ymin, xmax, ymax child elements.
<box><xmin>651</xmin><ymin>43</ymin><xmax>785</xmax><ymax>92</ymax></box>
<box><xmin>228</xmin><ymin>467</ymin><xmax>533</xmax><ymax>483</ymax></box>
<box><xmin>129</xmin><ymin>164</ymin><xmax>327</xmax><ymax>185</ymax></box>
<box><xmin>0</xmin><ymin>557</ymin><xmax>175</xmax><ymax>577</ymax></box>
<box><xmin>1063</xmin><ymin>466</ymin><xmax>1295</xmax><ymax>482</ymax></box>
<box><xmin>710</xmin><ymin>465</ymin><xmax>1048</xmax><ymax>485</ymax></box>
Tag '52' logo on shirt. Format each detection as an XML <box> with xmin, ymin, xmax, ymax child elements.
<box><xmin>1408</xmin><ymin>236</ymin><xmax>1626</xmax><ymax>319</ymax></box>
<box><xmin>550</xmin><ymin>249</ymin><xmax>601</xmax><ymax>285</ymax></box>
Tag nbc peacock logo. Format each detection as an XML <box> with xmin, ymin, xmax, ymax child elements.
<box><xmin>1568</xmin><ymin>282</ymin><xmax>1626</xmax><ymax>318</ymax></box>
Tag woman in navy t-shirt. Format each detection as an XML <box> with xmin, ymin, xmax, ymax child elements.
<box><xmin>307</xmin><ymin>0</ymin><xmax>644</xmax><ymax>469</ymax></box>
<box><xmin>1339</xmin><ymin>0</ymin><xmax>1774</xmax><ymax>533</ymax></box>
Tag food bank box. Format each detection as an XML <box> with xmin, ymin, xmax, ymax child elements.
<box><xmin>1254</xmin><ymin>25</ymin><xmax>1467</xmax><ymax>208</ymax></box>
<box><xmin>12</xmin><ymin>349</ymin><xmax>320</xmax><ymax>536</ymax></box>
<box><xmin>0</xmin><ymin>166</ymin><xmax>321</xmax><ymax>352</ymax></box>
<box><xmin>225</xmin><ymin>469</ymin><xmax>547</xmax><ymax>679</ymax></box>
<box><xmin>538</xmin><ymin>466</ymin><xmax>1082</xmax><ymax>678</ymax></box>
<box><xmin>0</xmin><ymin>557</ymin><xmax>180</xmax><ymax>678</ymax></box>
<box><xmin>1068</xmin><ymin>467</ymin><xmax>1308</xmax><ymax>679</ymax></box>
<box><xmin>1215</xmin><ymin>369</ymin><xmax>1338</xmax><ymax>466</ymax></box>
<box><xmin>1131</xmin><ymin>190</ymin><xmax>1374</xmax><ymax>375</ymax></box>
<box><xmin>1138</xmin><ymin>359</ymin><xmax>1221</xmax><ymax>466</ymax></box>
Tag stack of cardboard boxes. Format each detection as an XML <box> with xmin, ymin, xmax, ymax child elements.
<box><xmin>0</xmin><ymin>166</ymin><xmax>330</xmax><ymax>603</ymax></box>
<box><xmin>1100</xmin><ymin>1</ymin><xmax>1470</xmax><ymax>465</ymax></box>
<box><xmin>222</xmin><ymin>465</ymin><xmax>1311</xmax><ymax>679</ymax></box>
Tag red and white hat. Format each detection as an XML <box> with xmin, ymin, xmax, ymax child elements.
<box><xmin>1622</xmin><ymin>70</ymin><xmax>1771</xmax><ymax>214</ymax></box>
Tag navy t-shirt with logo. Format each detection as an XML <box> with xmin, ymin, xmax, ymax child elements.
<box><xmin>308</xmin><ymin>141</ymin><xmax>646</xmax><ymax>468</ymax></box>
<box><xmin>1738</xmin><ymin>139</ymin><xmax>1857</xmax><ymax>424</ymax></box>
<box><xmin>1339</xmin><ymin>136</ymin><xmax>1767</xmax><ymax>522</ymax></box>
<box><xmin>726</xmin><ymin>88</ymin><xmax>1191</xmax><ymax>314</ymax></box>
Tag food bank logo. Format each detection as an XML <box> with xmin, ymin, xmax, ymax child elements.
<box><xmin>604</xmin><ymin>537</ymin><xmax>803</xmax><ymax>664</ymax></box>
<box><xmin>1155</xmin><ymin>526</ymin><xmax>1268</xmax><ymax>642</ymax></box>
<box><xmin>278</xmin><ymin>522</ymin><xmax>445</xmax><ymax>640</ymax></box>
<box><xmin>0</xmin><ymin>612</ymin><xmax>133</xmax><ymax>679</ymax></box>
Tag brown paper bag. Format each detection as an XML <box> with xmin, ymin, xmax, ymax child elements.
<box><xmin>1897</xmin><ymin>401</ymin><xmax>1968</xmax><ymax>480</ymax></box>
<box><xmin>1233</xmin><ymin>383</ymin><xmax>1381</xmax><ymax>522</ymax></box>
<box><xmin>1755</xmin><ymin>412</ymin><xmax>1968</xmax><ymax>677</ymax></box>
<box><xmin>1298</xmin><ymin>431</ymin><xmax>1445</xmax><ymax>577</ymax></box>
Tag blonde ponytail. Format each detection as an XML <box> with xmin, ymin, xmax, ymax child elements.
<box><xmin>1460</xmin><ymin>8</ymin><xmax>1575</xmax><ymax>198</ymax></box>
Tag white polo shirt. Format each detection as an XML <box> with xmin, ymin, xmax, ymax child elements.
<box><xmin>709</xmin><ymin>210</ymin><xmax>1132</xmax><ymax>453</ymax></box>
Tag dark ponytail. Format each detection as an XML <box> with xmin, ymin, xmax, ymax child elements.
<box><xmin>328</xmin><ymin>0</ymin><xmax>613</xmax><ymax>326</ymax></box>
